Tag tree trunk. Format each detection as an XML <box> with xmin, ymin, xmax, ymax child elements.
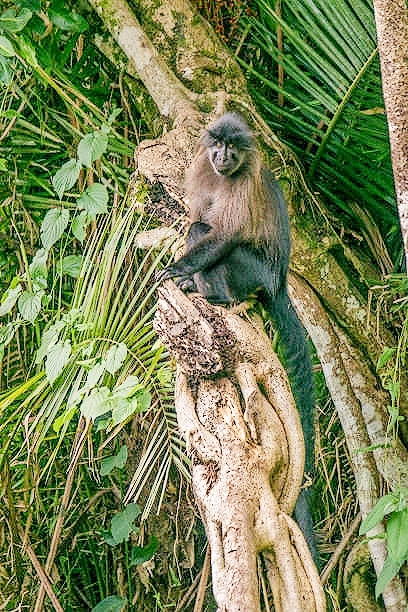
<box><xmin>373</xmin><ymin>0</ymin><xmax>408</xmax><ymax>270</ymax></box>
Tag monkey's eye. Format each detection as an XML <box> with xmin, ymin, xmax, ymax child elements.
<box><xmin>216</xmin><ymin>141</ymin><xmax>223</xmax><ymax>148</ymax></box>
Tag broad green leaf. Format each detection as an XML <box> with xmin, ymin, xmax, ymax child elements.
<box><xmin>105</xmin><ymin>343</ymin><xmax>127</xmax><ymax>375</ymax></box>
<box><xmin>29</xmin><ymin>249</ymin><xmax>48</xmax><ymax>292</ymax></box>
<box><xmin>376</xmin><ymin>347</ymin><xmax>396</xmax><ymax>372</ymax></box>
<box><xmin>84</xmin><ymin>361</ymin><xmax>106</xmax><ymax>391</ymax></box>
<box><xmin>0</xmin><ymin>56</ymin><xmax>12</xmax><ymax>85</ymax></box>
<box><xmin>114</xmin><ymin>375</ymin><xmax>141</xmax><ymax>398</ymax></box>
<box><xmin>49</xmin><ymin>4</ymin><xmax>88</xmax><ymax>32</ymax></box>
<box><xmin>60</xmin><ymin>255</ymin><xmax>83</xmax><ymax>278</ymax></box>
<box><xmin>80</xmin><ymin>387</ymin><xmax>110</xmax><ymax>420</ymax></box>
<box><xmin>0</xmin><ymin>36</ymin><xmax>15</xmax><ymax>58</ymax></box>
<box><xmin>110</xmin><ymin>504</ymin><xmax>140</xmax><ymax>544</ymax></box>
<box><xmin>0</xmin><ymin>283</ymin><xmax>22</xmax><ymax>317</ymax></box>
<box><xmin>16</xmin><ymin>36</ymin><xmax>37</xmax><ymax>66</ymax></box>
<box><xmin>77</xmin><ymin>183</ymin><xmax>109</xmax><ymax>220</ymax></box>
<box><xmin>46</xmin><ymin>340</ymin><xmax>71</xmax><ymax>384</ymax></box>
<box><xmin>130</xmin><ymin>536</ymin><xmax>159</xmax><ymax>566</ymax></box>
<box><xmin>107</xmin><ymin>108</ymin><xmax>122</xmax><ymax>125</ymax></box>
<box><xmin>100</xmin><ymin>445</ymin><xmax>128</xmax><ymax>476</ymax></box>
<box><xmin>78</xmin><ymin>131</ymin><xmax>108</xmax><ymax>168</ymax></box>
<box><xmin>0</xmin><ymin>8</ymin><xmax>32</xmax><ymax>32</ymax></box>
<box><xmin>111</xmin><ymin>397</ymin><xmax>138</xmax><ymax>427</ymax></box>
<box><xmin>40</xmin><ymin>208</ymin><xmax>69</xmax><ymax>249</ymax></box>
<box><xmin>0</xmin><ymin>322</ymin><xmax>17</xmax><ymax>361</ymax></box>
<box><xmin>53</xmin><ymin>405</ymin><xmax>77</xmax><ymax>433</ymax></box>
<box><xmin>91</xmin><ymin>596</ymin><xmax>127</xmax><ymax>612</ymax></box>
<box><xmin>36</xmin><ymin>320</ymin><xmax>66</xmax><ymax>365</ymax></box>
<box><xmin>386</xmin><ymin>509</ymin><xmax>408</xmax><ymax>562</ymax></box>
<box><xmin>135</xmin><ymin>389</ymin><xmax>152</xmax><ymax>413</ymax></box>
<box><xmin>0</xmin><ymin>158</ymin><xmax>7</xmax><ymax>171</ymax></box>
<box><xmin>375</xmin><ymin>555</ymin><xmax>402</xmax><ymax>599</ymax></box>
<box><xmin>360</xmin><ymin>494</ymin><xmax>398</xmax><ymax>535</ymax></box>
<box><xmin>29</xmin><ymin>249</ymin><xmax>48</xmax><ymax>281</ymax></box>
<box><xmin>18</xmin><ymin>290</ymin><xmax>43</xmax><ymax>323</ymax></box>
<box><xmin>71</xmin><ymin>210</ymin><xmax>89</xmax><ymax>242</ymax></box>
<box><xmin>52</xmin><ymin>159</ymin><xmax>81</xmax><ymax>200</ymax></box>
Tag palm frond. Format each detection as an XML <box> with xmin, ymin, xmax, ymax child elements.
<box><xmin>241</xmin><ymin>0</ymin><xmax>399</xmax><ymax>261</ymax></box>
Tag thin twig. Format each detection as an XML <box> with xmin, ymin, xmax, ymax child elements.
<box><xmin>320</xmin><ymin>512</ymin><xmax>361</xmax><ymax>585</ymax></box>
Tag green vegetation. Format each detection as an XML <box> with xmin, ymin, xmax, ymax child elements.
<box><xmin>0</xmin><ymin>0</ymin><xmax>407</xmax><ymax>610</ymax></box>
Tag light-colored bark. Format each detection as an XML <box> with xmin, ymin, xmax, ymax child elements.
<box><xmin>373</xmin><ymin>0</ymin><xmax>408</xmax><ymax>270</ymax></box>
<box><xmin>290</xmin><ymin>275</ymin><xmax>407</xmax><ymax>611</ymax></box>
<box><xmin>154</xmin><ymin>284</ymin><xmax>325</xmax><ymax>611</ymax></box>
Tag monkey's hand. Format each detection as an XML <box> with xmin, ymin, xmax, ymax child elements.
<box><xmin>176</xmin><ymin>277</ymin><xmax>196</xmax><ymax>293</ymax></box>
<box><xmin>155</xmin><ymin>265</ymin><xmax>178</xmax><ymax>284</ymax></box>
<box><xmin>155</xmin><ymin>266</ymin><xmax>194</xmax><ymax>291</ymax></box>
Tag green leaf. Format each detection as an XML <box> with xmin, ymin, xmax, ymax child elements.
<box><xmin>114</xmin><ymin>375</ymin><xmax>141</xmax><ymax>398</ymax></box>
<box><xmin>91</xmin><ymin>596</ymin><xmax>127</xmax><ymax>612</ymax></box>
<box><xmin>40</xmin><ymin>208</ymin><xmax>70</xmax><ymax>249</ymax></box>
<box><xmin>135</xmin><ymin>389</ymin><xmax>151</xmax><ymax>413</ymax></box>
<box><xmin>52</xmin><ymin>159</ymin><xmax>82</xmax><ymax>200</ymax></box>
<box><xmin>105</xmin><ymin>343</ymin><xmax>127</xmax><ymax>375</ymax></box>
<box><xmin>0</xmin><ymin>56</ymin><xmax>12</xmax><ymax>85</ymax></box>
<box><xmin>18</xmin><ymin>290</ymin><xmax>43</xmax><ymax>323</ymax></box>
<box><xmin>35</xmin><ymin>320</ymin><xmax>66</xmax><ymax>365</ymax></box>
<box><xmin>386</xmin><ymin>509</ymin><xmax>408</xmax><ymax>562</ymax></box>
<box><xmin>77</xmin><ymin>131</ymin><xmax>108</xmax><ymax>168</ymax></box>
<box><xmin>0</xmin><ymin>35</ymin><xmax>15</xmax><ymax>58</ymax></box>
<box><xmin>376</xmin><ymin>347</ymin><xmax>396</xmax><ymax>372</ymax></box>
<box><xmin>77</xmin><ymin>183</ymin><xmax>109</xmax><ymax>220</ymax></box>
<box><xmin>0</xmin><ymin>8</ymin><xmax>32</xmax><ymax>32</ymax></box>
<box><xmin>53</xmin><ymin>405</ymin><xmax>77</xmax><ymax>433</ymax></box>
<box><xmin>0</xmin><ymin>158</ymin><xmax>8</xmax><ymax>171</ymax></box>
<box><xmin>45</xmin><ymin>340</ymin><xmax>71</xmax><ymax>384</ymax></box>
<box><xmin>16</xmin><ymin>36</ymin><xmax>37</xmax><ymax>66</ymax></box>
<box><xmin>0</xmin><ymin>321</ymin><xmax>18</xmax><ymax>361</ymax></box>
<box><xmin>100</xmin><ymin>445</ymin><xmax>128</xmax><ymax>476</ymax></box>
<box><xmin>29</xmin><ymin>249</ymin><xmax>48</xmax><ymax>285</ymax></box>
<box><xmin>49</xmin><ymin>4</ymin><xmax>89</xmax><ymax>32</ymax></box>
<box><xmin>80</xmin><ymin>387</ymin><xmax>110</xmax><ymax>421</ymax></box>
<box><xmin>360</xmin><ymin>495</ymin><xmax>398</xmax><ymax>535</ymax></box>
<box><xmin>0</xmin><ymin>283</ymin><xmax>22</xmax><ymax>317</ymax></box>
<box><xmin>60</xmin><ymin>255</ymin><xmax>83</xmax><ymax>279</ymax></box>
<box><xmin>111</xmin><ymin>397</ymin><xmax>138</xmax><ymax>427</ymax></box>
<box><xmin>130</xmin><ymin>536</ymin><xmax>159</xmax><ymax>566</ymax></box>
<box><xmin>375</xmin><ymin>555</ymin><xmax>402</xmax><ymax>599</ymax></box>
<box><xmin>83</xmin><ymin>361</ymin><xmax>106</xmax><ymax>391</ymax></box>
<box><xmin>109</xmin><ymin>504</ymin><xmax>140</xmax><ymax>545</ymax></box>
<box><xmin>72</xmin><ymin>210</ymin><xmax>89</xmax><ymax>242</ymax></box>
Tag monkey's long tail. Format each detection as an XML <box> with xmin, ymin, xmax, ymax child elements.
<box><xmin>263</xmin><ymin>289</ymin><xmax>319</xmax><ymax>564</ymax></box>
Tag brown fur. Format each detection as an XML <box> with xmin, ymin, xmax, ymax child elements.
<box><xmin>184</xmin><ymin>138</ymin><xmax>279</xmax><ymax>244</ymax></box>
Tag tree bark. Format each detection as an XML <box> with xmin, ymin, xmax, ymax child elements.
<box><xmin>373</xmin><ymin>0</ymin><xmax>408</xmax><ymax>269</ymax></box>
<box><xmin>154</xmin><ymin>285</ymin><xmax>325</xmax><ymax>611</ymax></box>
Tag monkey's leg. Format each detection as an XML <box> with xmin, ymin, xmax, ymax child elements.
<box><xmin>156</xmin><ymin>232</ymin><xmax>239</xmax><ymax>284</ymax></box>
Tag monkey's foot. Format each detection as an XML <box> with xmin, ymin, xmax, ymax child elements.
<box><xmin>228</xmin><ymin>301</ymin><xmax>252</xmax><ymax>315</ymax></box>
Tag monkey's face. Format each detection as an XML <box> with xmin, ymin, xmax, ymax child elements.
<box><xmin>208</xmin><ymin>141</ymin><xmax>247</xmax><ymax>177</ymax></box>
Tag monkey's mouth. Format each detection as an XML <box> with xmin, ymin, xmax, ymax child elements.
<box><xmin>215</xmin><ymin>164</ymin><xmax>238</xmax><ymax>176</ymax></box>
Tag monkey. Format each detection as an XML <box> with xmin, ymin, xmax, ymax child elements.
<box><xmin>156</xmin><ymin>112</ymin><xmax>317</xmax><ymax>560</ymax></box>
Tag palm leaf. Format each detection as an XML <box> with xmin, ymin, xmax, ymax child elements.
<box><xmin>0</xmin><ymin>194</ymin><xmax>187</xmax><ymax>516</ymax></box>
<box><xmin>241</xmin><ymin>0</ymin><xmax>399</xmax><ymax>261</ymax></box>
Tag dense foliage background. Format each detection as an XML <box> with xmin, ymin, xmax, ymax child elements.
<box><xmin>0</xmin><ymin>1</ymin><xmax>406</xmax><ymax>610</ymax></box>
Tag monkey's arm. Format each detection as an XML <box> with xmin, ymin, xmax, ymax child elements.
<box><xmin>156</xmin><ymin>230</ymin><xmax>238</xmax><ymax>284</ymax></box>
